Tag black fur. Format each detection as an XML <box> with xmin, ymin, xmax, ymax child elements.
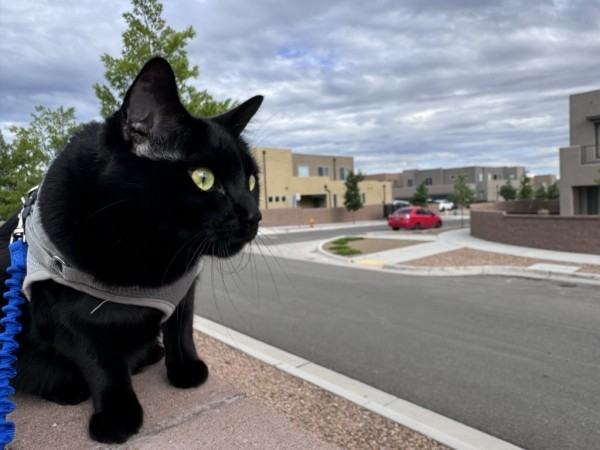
<box><xmin>0</xmin><ymin>57</ymin><xmax>262</xmax><ymax>444</ymax></box>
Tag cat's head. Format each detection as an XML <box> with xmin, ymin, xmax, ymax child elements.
<box><xmin>111</xmin><ymin>57</ymin><xmax>263</xmax><ymax>261</ymax></box>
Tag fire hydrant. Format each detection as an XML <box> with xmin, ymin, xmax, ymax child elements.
<box><xmin>308</xmin><ymin>218</ymin><xmax>315</xmax><ymax>228</ymax></box>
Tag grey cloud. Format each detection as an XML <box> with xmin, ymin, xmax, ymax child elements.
<box><xmin>1</xmin><ymin>0</ymin><xmax>599</xmax><ymax>178</ymax></box>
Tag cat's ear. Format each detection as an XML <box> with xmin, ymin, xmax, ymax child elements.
<box><xmin>120</xmin><ymin>57</ymin><xmax>185</xmax><ymax>145</ymax></box>
<box><xmin>215</xmin><ymin>96</ymin><xmax>263</xmax><ymax>137</ymax></box>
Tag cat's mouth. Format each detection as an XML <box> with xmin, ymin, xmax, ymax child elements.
<box><xmin>209</xmin><ymin>237</ymin><xmax>253</xmax><ymax>258</ymax></box>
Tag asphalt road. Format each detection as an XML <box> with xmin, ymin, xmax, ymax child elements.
<box><xmin>194</xmin><ymin>237</ymin><xmax>600</xmax><ymax>450</ymax></box>
<box><xmin>256</xmin><ymin>216</ymin><xmax>469</xmax><ymax>246</ymax></box>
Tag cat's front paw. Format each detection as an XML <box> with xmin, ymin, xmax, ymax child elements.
<box><xmin>167</xmin><ymin>359</ymin><xmax>209</xmax><ymax>389</ymax></box>
<box><xmin>88</xmin><ymin>396</ymin><xmax>143</xmax><ymax>443</ymax></box>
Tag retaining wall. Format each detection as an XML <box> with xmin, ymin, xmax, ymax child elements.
<box><xmin>470</xmin><ymin>201</ymin><xmax>600</xmax><ymax>254</ymax></box>
<box><xmin>261</xmin><ymin>205</ymin><xmax>386</xmax><ymax>227</ymax></box>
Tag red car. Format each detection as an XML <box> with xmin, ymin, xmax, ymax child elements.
<box><xmin>387</xmin><ymin>206</ymin><xmax>442</xmax><ymax>230</ymax></box>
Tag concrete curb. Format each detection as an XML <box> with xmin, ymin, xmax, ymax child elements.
<box><xmin>381</xmin><ymin>264</ymin><xmax>600</xmax><ymax>285</ymax></box>
<box><xmin>193</xmin><ymin>315</ymin><xmax>523</xmax><ymax>450</ymax></box>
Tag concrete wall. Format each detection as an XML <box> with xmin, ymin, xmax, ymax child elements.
<box><xmin>569</xmin><ymin>89</ymin><xmax>600</xmax><ymax>146</ymax></box>
<box><xmin>470</xmin><ymin>201</ymin><xmax>600</xmax><ymax>254</ymax></box>
<box><xmin>260</xmin><ymin>204</ymin><xmax>386</xmax><ymax>227</ymax></box>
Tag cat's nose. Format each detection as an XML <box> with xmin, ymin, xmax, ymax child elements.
<box><xmin>246</xmin><ymin>209</ymin><xmax>262</xmax><ymax>226</ymax></box>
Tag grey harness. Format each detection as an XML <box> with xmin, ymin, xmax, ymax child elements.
<box><xmin>22</xmin><ymin>191</ymin><xmax>202</xmax><ymax>320</ymax></box>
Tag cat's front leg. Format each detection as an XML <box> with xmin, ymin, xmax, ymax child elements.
<box><xmin>73</xmin><ymin>347</ymin><xmax>143</xmax><ymax>443</ymax></box>
<box><xmin>162</xmin><ymin>280</ymin><xmax>209</xmax><ymax>388</ymax></box>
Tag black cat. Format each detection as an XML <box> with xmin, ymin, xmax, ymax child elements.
<box><xmin>0</xmin><ymin>57</ymin><xmax>263</xmax><ymax>444</ymax></box>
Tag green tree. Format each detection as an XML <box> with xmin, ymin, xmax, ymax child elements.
<box><xmin>410</xmin><ymin>181</ymin><xmax>429</xmax><ymax>206</ymax></box>
<box><xmin>93</xmin><ymin>0</ymin><xmax>234</xmax><ymax>118</ymax></box>
<box><xmin>450</xmin><ymin>172</ymin><xmax>476</xmax><ymax>227</ymax></box>
<box><xmin>517</xmin><ymin>172</ymin><xmax>534</xmax><ymax>200</ymax></box>
<box><xmin>0</xmin><ymin>106</ymin><xmax>80</xmax><ymax>219</ymax></box>
<box><xmin>534</xmin><ymin>185</ymin><xmax>547</xmax><ymax>199</ymax></box>
<box><xmin>499</xmin><ymin>181</ymin><xmax>516</xmax><ymax>201</ymax></box>
<box><xmin>0</xmin><ymin>131</ymin><xmax>14</xmax><ymax>219</ymax></box>
<box><xmin>344</xmin><ymin>171</ymin><xmax>365</xmax><ymax>223</ymax></box>
<box><xmin>547</xmin><ymin>181</ymin><xmax>560</xmax><ymax>200</ymax></box>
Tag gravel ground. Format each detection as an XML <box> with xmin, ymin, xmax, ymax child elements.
<box><xmin>195</xmin><ymin>332</ymin><xmax>449</xmax><ymax>450</ymax></box>
<box><xmin>405</xmin><ymin>247</ymin><xmax>600</xmax><ymax>274</ymax></box>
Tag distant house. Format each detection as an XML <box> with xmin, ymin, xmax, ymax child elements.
<box><xmin>559</xmin><ymin>89</ymin><xmax>600</xmax><ymax>215</ymax></box>
<box><xmin>254</xmin><ymin>147</ymin><xmax>391</xmax><ymax>210</ymax></box>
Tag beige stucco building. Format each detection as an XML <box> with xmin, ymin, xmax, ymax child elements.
<box><xmin>253</xmin><ymin>147</ymin><xmax>391</xmax><ymax>210</ymax></box>
<box><xmin>559</xmin><ymin>89</ymin><xmax>600</xmax><ymax>215</ymax></box>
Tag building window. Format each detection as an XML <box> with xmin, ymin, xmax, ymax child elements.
<box><xmin>424</xmin><ymin>177</ymin><xmax>433</xmax><ymax>186</ymax></box>
<box><xmin>407</xmin><ymin>179</ymin><xmax>414</xmax><ymax>187</ymax></box>
<box><xmin>282</xmin><ymin>196</ymin><xmax>286</xmax><ymax>202</ymax></box>
<box><xmin>333</xmin><ymin>194</ymin><xmax>337</xmax><ymax>207</ymax></box>
<box><xmin>268</xmin><ymin>196</ymin><xmax>273</xmax><ymax>203</ymax></box>
<box><xmin>339</xmin><ymin>167</ymin><xmax>351</xmax><ymax>180</ymax></box>
<box><xmin>478</xmin><ymin>173</ymin><xmax>483</xmax><ymax>182</ymax></box>
<box><xmin>317</xmin><ymin>166</ymin><xmax>329</xmax><ymax>177</ymax></box>
<box><xmin>361</xmin><ymin>193</ymin><xmax>366</xmax><ymax>203</ymax></box>
<box><xmin>298</xmin><ymin>166</ymin><xmax>309</xmax><ymax>177</ymax></box>
<box><xmin>275</xmin><ymin>196</ymin><xmax>280</xmax><ymax>202</ymax></box>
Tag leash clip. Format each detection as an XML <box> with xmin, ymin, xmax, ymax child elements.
<box><xmin>10</xmin><ymin>186</ymin><xmax>39</xmax><ymax>244</ymax></box>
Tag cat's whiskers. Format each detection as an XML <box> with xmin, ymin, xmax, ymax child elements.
<box><xmin>161</xmin><ymin>232</ymin><xmax>209</xmax><ymax>285</ymax></box>
<box><xmin>255</xmin><ymin>231</ymin><xmax>297</xmax><ymax>290</ymax></box>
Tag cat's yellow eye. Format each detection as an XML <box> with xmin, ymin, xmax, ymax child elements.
<box><xmin>249</xmin><ymin>174</ymin><xmax>257</xmax><ymax>191</ymax></box>
<box><xmin>191</xmin><ymin>167</ymin><xmax>215</xmax><ymax>191</ymax></box>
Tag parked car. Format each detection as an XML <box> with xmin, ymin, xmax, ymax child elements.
<box><xmin>387</xmin><ymin>206</ymin><xmax>442</xmax><ymax>230</ymax></box>
<box><xmin>434</xmin><ymin>199</ymin><xmax>454</xmax><ymax>211</ymax></box>
<box><xmin>392</xmin><ymin>199</ymin><xmax>411</xmax><ymax>208</ymax></box>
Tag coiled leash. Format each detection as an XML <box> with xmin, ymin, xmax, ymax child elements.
<box><xmin>0</xmin><ymin>189</ymin><xmax>37</xmax><ymax>448</ymax></box>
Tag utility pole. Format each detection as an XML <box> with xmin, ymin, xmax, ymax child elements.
<box><xmin>262</xmin><ymin>150</ymin><xmax>268</xmax><ymax>209</ymax></box>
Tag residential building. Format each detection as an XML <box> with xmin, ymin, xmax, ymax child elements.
<box><xmin>366</xmin><ymin>166</ymin><xmax>525</xmax><ymax>202</ymax></box>
<box><xmin>532</xmin><ymin>174</ymin><xmax>558</xmax><ymax>191</ymax></box>
<box><xmin>559</xmin><ymin>89</ymin><xmax>600</xmax><ymax>215</ymax></box>
<box><xmin>254</xmin><ymin>147</ymin><xmax>391</xmax><ymax>210</ymax></box>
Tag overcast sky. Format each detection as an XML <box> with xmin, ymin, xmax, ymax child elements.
<box><xmin>1</xmin><ymin>0</ymin><xmax>599</xmax><ymax>176</ymax></box>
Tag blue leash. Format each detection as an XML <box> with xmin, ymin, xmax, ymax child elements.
<box><xmin>0</xmin><ymin>239</ymin><xmax>27</xmax><ymax>447</ymax></box>
<box><xmin>0</xmin><ymin>188</ymin><xmax>36</xmax><ymax>448</ymax></box>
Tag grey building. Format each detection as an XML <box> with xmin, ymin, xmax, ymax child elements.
<box><xmin>366</xmin><ymin>166</ymin><xmax>525</xmax><ymax>202</ymax></box>
<box><xmin>559</xmin><ymin>89</ymin><xmax>600</xmax><ymax>215</ymax></box>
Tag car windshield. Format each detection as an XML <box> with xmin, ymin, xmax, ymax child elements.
<box><xmin>395</xmin><ymin>207</ymin><xmax>412</xmax><ymax>214</ymax></box>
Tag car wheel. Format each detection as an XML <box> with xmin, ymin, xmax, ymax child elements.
<box><xmin>413</xmin><ymin>223</ymin><xmax>421</xmax><ymax>230</ymax></box>
<box><xmin>435</xmin><ymin>221</ymin><xmax>442</xmax><ymax>228</ymax></box>
<box><xmin>392</xmin><ymin>227</ymin><xmax>400</xmax><ymax>231</ymax></box>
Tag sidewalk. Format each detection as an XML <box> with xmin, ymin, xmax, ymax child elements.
<box><xmin>8</xmin><ymin>335</ymin><xmax>339</xmax><ymax>450</ymax></box>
